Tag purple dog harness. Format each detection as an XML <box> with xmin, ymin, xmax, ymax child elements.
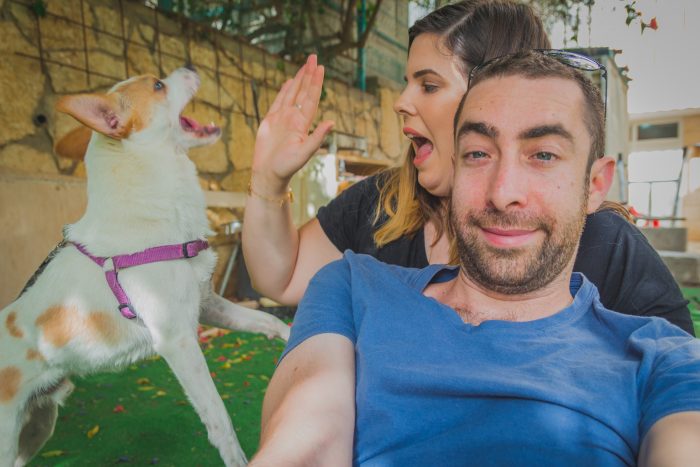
<box><xmin>69</xmin><ymin>240</ymin><xmax>209</xmax><ymax>319</ymax></box>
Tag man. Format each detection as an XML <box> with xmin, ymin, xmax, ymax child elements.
<box><xmin>251</xmin><ymin>51</ymin><xmax>700</xmax><ymax>466</ymax></box>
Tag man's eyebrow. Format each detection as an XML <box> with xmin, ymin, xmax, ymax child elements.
<box><xmin>519</xmin><ymin>125</ymin><xmax>574</xmax><ymax>143</ymax></box>
<box><xmin>456</xmin><ymin>121</ymin><xmax>498</xmax><ymax>141</ymax></box>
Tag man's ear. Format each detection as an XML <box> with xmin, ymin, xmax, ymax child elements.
<box><xmin>54</xmin><ymin>125</ymin><xmax>92</xmax><ymax>160</ymax></box>
<box><xmin>586</xmin><ymin>155</ymin><xmax>616</xmax><ymax>213</ymax></box>
<box><xmin>56</xmin><ymin>94</ymin><xmax>128</xmax><ymax>139</ymax></box>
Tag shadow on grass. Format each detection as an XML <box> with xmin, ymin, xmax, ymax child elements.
<box><xmin>29</xmin><ymin>330</ymin><xmax>286</xmax><ymax>466</ymax></box>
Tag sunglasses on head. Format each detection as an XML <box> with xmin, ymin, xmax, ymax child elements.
<box><xmin>467</xmin><ymin>49</ymin><xmax>608</xmax><ymax>121</ymax></box>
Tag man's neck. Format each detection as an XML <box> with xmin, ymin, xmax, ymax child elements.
<box><xmin>424</xmin><ymin>264</ymin><xmax>576</xmax><ymax>326</ymax></box>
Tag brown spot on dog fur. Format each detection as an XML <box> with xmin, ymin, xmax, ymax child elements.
<box><xmin>86</xmin><ymin>311</ymin><xmax>120</xmax><ymax>345</ymax></box>
<box><xmin>6</xmin><ymin>311</ymin><xmax>23</xmax><ymax>338</ymax></box>
<box><xmin>35</xmin><ymin>307</ymin><xmax>121</xmax><ymax>348</ymax></box>
<box><xmin>111</xmin><ymin>75</ymin><xmax>166</xmax><ymax>135</ymax></box>
<box><xmin>35</xmin><ymin>306</ymin><xmax>78</xmax><ymax>348</ymax></box>
<box><xmin>26</xmin><ymin>349</ymin><xmax>44</xmax><ymax>361</ymax></box>
<box><xmin>0</xmin><ymin>367</ymin><xmax>22</xmax><ymax>403</ymax></box>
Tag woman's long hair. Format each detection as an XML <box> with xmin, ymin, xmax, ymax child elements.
<box><xmin>373</xmin><ymin>0</ymin><xmax>551</xmax><ymax>253</ymax></box>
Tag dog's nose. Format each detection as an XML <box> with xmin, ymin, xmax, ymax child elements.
<box><xmin>184</xmin><ymin>63</ymin><xmax>196</xmax><ymax>72</ymax></box>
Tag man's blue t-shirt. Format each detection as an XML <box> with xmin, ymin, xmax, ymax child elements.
<box><xmin>281</xmin><ymin>251</ymin><xmax>700</xmax><ymax>467</ymax></box>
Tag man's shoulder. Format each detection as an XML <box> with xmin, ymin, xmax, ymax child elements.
<box><xmin>313</xmin><ymin>250</ymin><xmax>436</xmax><ymax>290</ymax></box>
<box><xmin>343</xmin><ymin>249</ymin><xmax>430</xmax><ymax>279</ymax></box>
<box><xmin>586</xmin><ymin>282</ymin><xmax>693</xmax><ymax>341</ymax></box>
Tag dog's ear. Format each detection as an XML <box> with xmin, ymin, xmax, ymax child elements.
<box><xmin>54</xmin><ymin>125</ymin><xmax>92</xmax><ymax>161</ymax></box>
<box><xmin>56</xmin><ymin>94</ymin><xmax>129</xmax><ymax>140</ymax></box>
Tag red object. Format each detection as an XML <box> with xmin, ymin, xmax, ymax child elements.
<box><xmin>243</xmin><ymin>381</ymin><xmax>250</xmax><ymax>387</ymax></box>
<box><xmin>652</xmin><ymin>219</ymin><xmax>660</xmax><ymax>228</ymax></box>
<box><xmin>649</xmin><ymin>17</ymin><xmax>658</xmax><ymax>30</ymax></box>
<box><xmin>216</xmin><ymin>356</ymin><xmax>227</xmax><ymax>362</ymax></box>
<box><xmin>113</xmin><ymin>405</ymin><xmax>125</xmax><ymax>413</ymax></box>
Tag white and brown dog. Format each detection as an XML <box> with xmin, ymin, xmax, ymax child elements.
<box><xmin>0</xmin><ymin>67</ymin><xmax>289</xmax><ymax>467</ymax></box>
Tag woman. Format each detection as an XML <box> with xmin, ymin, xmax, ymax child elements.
<box><xmin>242</xmin><ymin>0</ymin><xmax>693</xmax><ymax>334</ymax></box>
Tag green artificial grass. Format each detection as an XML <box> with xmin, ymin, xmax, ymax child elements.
<box><xmin>684</xmin><ymin>287</ymin><xmax>700</xmax><ymax>336</ymax></box>
<box><xmin>29</xmin><ymin>330</ymin><xmax>285</xmax><ymax>466</ymax></box>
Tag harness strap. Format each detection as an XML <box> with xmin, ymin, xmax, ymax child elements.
<box><xmin>70</xmin><ymin>240</ymin><xmax>209</xmax><ymax>319</ymax></box>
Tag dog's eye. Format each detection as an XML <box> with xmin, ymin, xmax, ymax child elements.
<box><xmin>154</xmin><ymin>80</ymin><xmax>165</xmax><ymax>91</ymax></box>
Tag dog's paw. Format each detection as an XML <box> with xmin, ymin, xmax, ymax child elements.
<box><xmin>271</xmin><ymin>323</ymin><xmax>291</xmax><ymax>342</ymax></box>
<box><xmin>260</xmin><ymin>316</ymin><xmax>290</xmax><ymax>342</ymax></box>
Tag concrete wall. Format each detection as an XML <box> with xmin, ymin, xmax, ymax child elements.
<box><xmin>0</xmin><ymin>172</ymin><xmax>86</xmax><ymax>306</ymax></box>
<box><xmin>601</xmin><ymin>54</ymin><xmax>629</xmax><ymax>203</ymax></box>
<box><xmin>683</xmin><ymin>114</ymin><xmax>700</xmax><ymax>147</ymax></box>
<box><xmin>685</xmin><ymin>188</ymin><xmax>700</xmax><ymax>242</ymax></box>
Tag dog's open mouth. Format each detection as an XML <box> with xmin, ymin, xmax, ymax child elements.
<box><xmin>179</xmin><ymin>115</ymin><xmax>221</xmax><ymax>137</ymax></box>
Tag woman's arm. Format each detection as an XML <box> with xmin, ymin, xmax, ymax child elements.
<box><xmin>242</xmin><ymin>55</ymin><xmax>339</xmax><ymax>305</ymax></box>
<box><xmin>250</xmin><ymin>333</ymin><xmax>356</xmax><ymax>466</ymax></box>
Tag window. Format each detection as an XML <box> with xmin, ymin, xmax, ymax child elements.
<box><xmin>637</xmin><ymin>122</ymin><xmax>679</xmax><ymax>140</ymax></box>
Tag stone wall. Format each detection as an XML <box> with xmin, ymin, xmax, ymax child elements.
<box><xmin>0</xmin><ymin>0</ymin><xmax>407</xmax><ymax>192</ymax></box>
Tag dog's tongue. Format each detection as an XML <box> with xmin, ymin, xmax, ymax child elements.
<box><xmin>180</xmin><ymin>115</ymin><xmax>200</xmax><ymax>131</ymax></box>
<box><xmin>180</xmin><ymin>115</ymin><xmax>220</xmax><ymax>135</ymax></box>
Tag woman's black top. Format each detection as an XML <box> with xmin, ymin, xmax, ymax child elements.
<box><xmin>316</xmin><ymin>174</ymin><xmax>694</xmax><ymax>335</ymax></box>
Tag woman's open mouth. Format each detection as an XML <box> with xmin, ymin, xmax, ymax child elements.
<box><xmin>404</xmin><ymin>129</ymin><xmax>434</xmax><ymax>167</ymax></box>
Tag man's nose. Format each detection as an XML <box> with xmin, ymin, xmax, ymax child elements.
<box><xmin>488</xmin><ymin>158</ymin><xmax>528</xmax><ymax>211</ymax></box>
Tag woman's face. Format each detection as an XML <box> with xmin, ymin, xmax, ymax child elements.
<box><xmin>394</xmin><ymin>33</ymin><xmax>468</xmax><ymax>197</ymax></box>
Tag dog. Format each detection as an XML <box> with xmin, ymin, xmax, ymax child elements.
<box><xmin>0</xmin><ymin>66</ymin><xmax>290</xmax><ymax>467</ymax></box>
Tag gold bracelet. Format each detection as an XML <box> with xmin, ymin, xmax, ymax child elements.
<box><xmin>247</xmin><ymin>179</ymin><xmax>294</xmax><ymax>207</ymax></box>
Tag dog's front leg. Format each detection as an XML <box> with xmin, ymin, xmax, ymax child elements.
<box><xmin>200</xmin><ymin>291</ymin><xmax>290</xmax><ymax>342</ymax></box>
<box><xmin>0</xmin><ymin>403</ymin><xmax>23</xmax><ymax>467</ymax></box>
<box><xmin>153</xmin><ymin>332</ymin><xmax>247</xmax><ymax>467</ymax></box>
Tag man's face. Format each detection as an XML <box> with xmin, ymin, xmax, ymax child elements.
<box><xmin>451</xmin><ymin>75</ymin><xmax>598</xmax><ymax>295</ymax></box>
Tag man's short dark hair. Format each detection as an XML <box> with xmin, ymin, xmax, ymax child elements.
<box><xmin>456</xmin><ymin>51</ymin><xmax>606</xmax><ymax>166</ymax></box>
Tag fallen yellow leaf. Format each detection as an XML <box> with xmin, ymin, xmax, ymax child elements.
<box><xmin>87</xmin><ymin>425</ymin><xmax>100</xmax><ymax>439</ymax></box>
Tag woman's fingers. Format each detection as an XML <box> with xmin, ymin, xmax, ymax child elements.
<box><xmin>282</xmin><ymin>58</ymin><xmax>309</xmax><ymax>108</ymax></box>
<box><xmin>301</xmin><ymin>64</ymin><xmax>325</xmax><ymax>124</ymax></box>
<box><xmin>300</xmin><ymin>120</ymin><xmax>335</xmax><ymax>158</ymax></box>
<box><xmin>294</xmin><ymin>56</ymin><xmax>317</xmax><ymax>108</ymax></box>
<box><xmin>268</xmin><ymin>79</ymin><xmax>292</xmax><ymax>115</ymax></box>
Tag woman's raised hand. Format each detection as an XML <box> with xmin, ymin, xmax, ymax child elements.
<box><xmin>251</xmin><ymin>55</ymin><xmax>334</xmax><ymax>192</ymax></box>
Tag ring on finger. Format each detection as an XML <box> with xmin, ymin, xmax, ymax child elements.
<box><xmin>294</xmin><ymin>103</ymin><xmax>302</xmax><ymax>110</ymax></box>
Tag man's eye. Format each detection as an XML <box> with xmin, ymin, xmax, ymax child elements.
<box><xmin>533</xmin><ymin>152</ymin><xmax>555</xmax><ymax>161</ymax></box>
<box><xmin>154</xmin><ymin>80</ymin><xmax>165</xmax><ymax>91</ymax></box>
<box><xmin>466</xmin><ymin>151</ymin><xmax>488</xmax><ymax>160</ymax></box>
<box><xmin>423</xmin><ymin>84</ymin><xmax>438</xmax><ymax>93</ymax></box>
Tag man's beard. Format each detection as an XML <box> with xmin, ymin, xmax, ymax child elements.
<box><xmin>450</xmin><ymin>193</ymin><xmax>588</xmax><ymax>295</ymax></box>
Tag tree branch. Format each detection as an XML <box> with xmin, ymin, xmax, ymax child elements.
<box><xmin>357</xmin><ymin>0</ymin><xmax>383</xmax><ymax>49</ymax></box>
